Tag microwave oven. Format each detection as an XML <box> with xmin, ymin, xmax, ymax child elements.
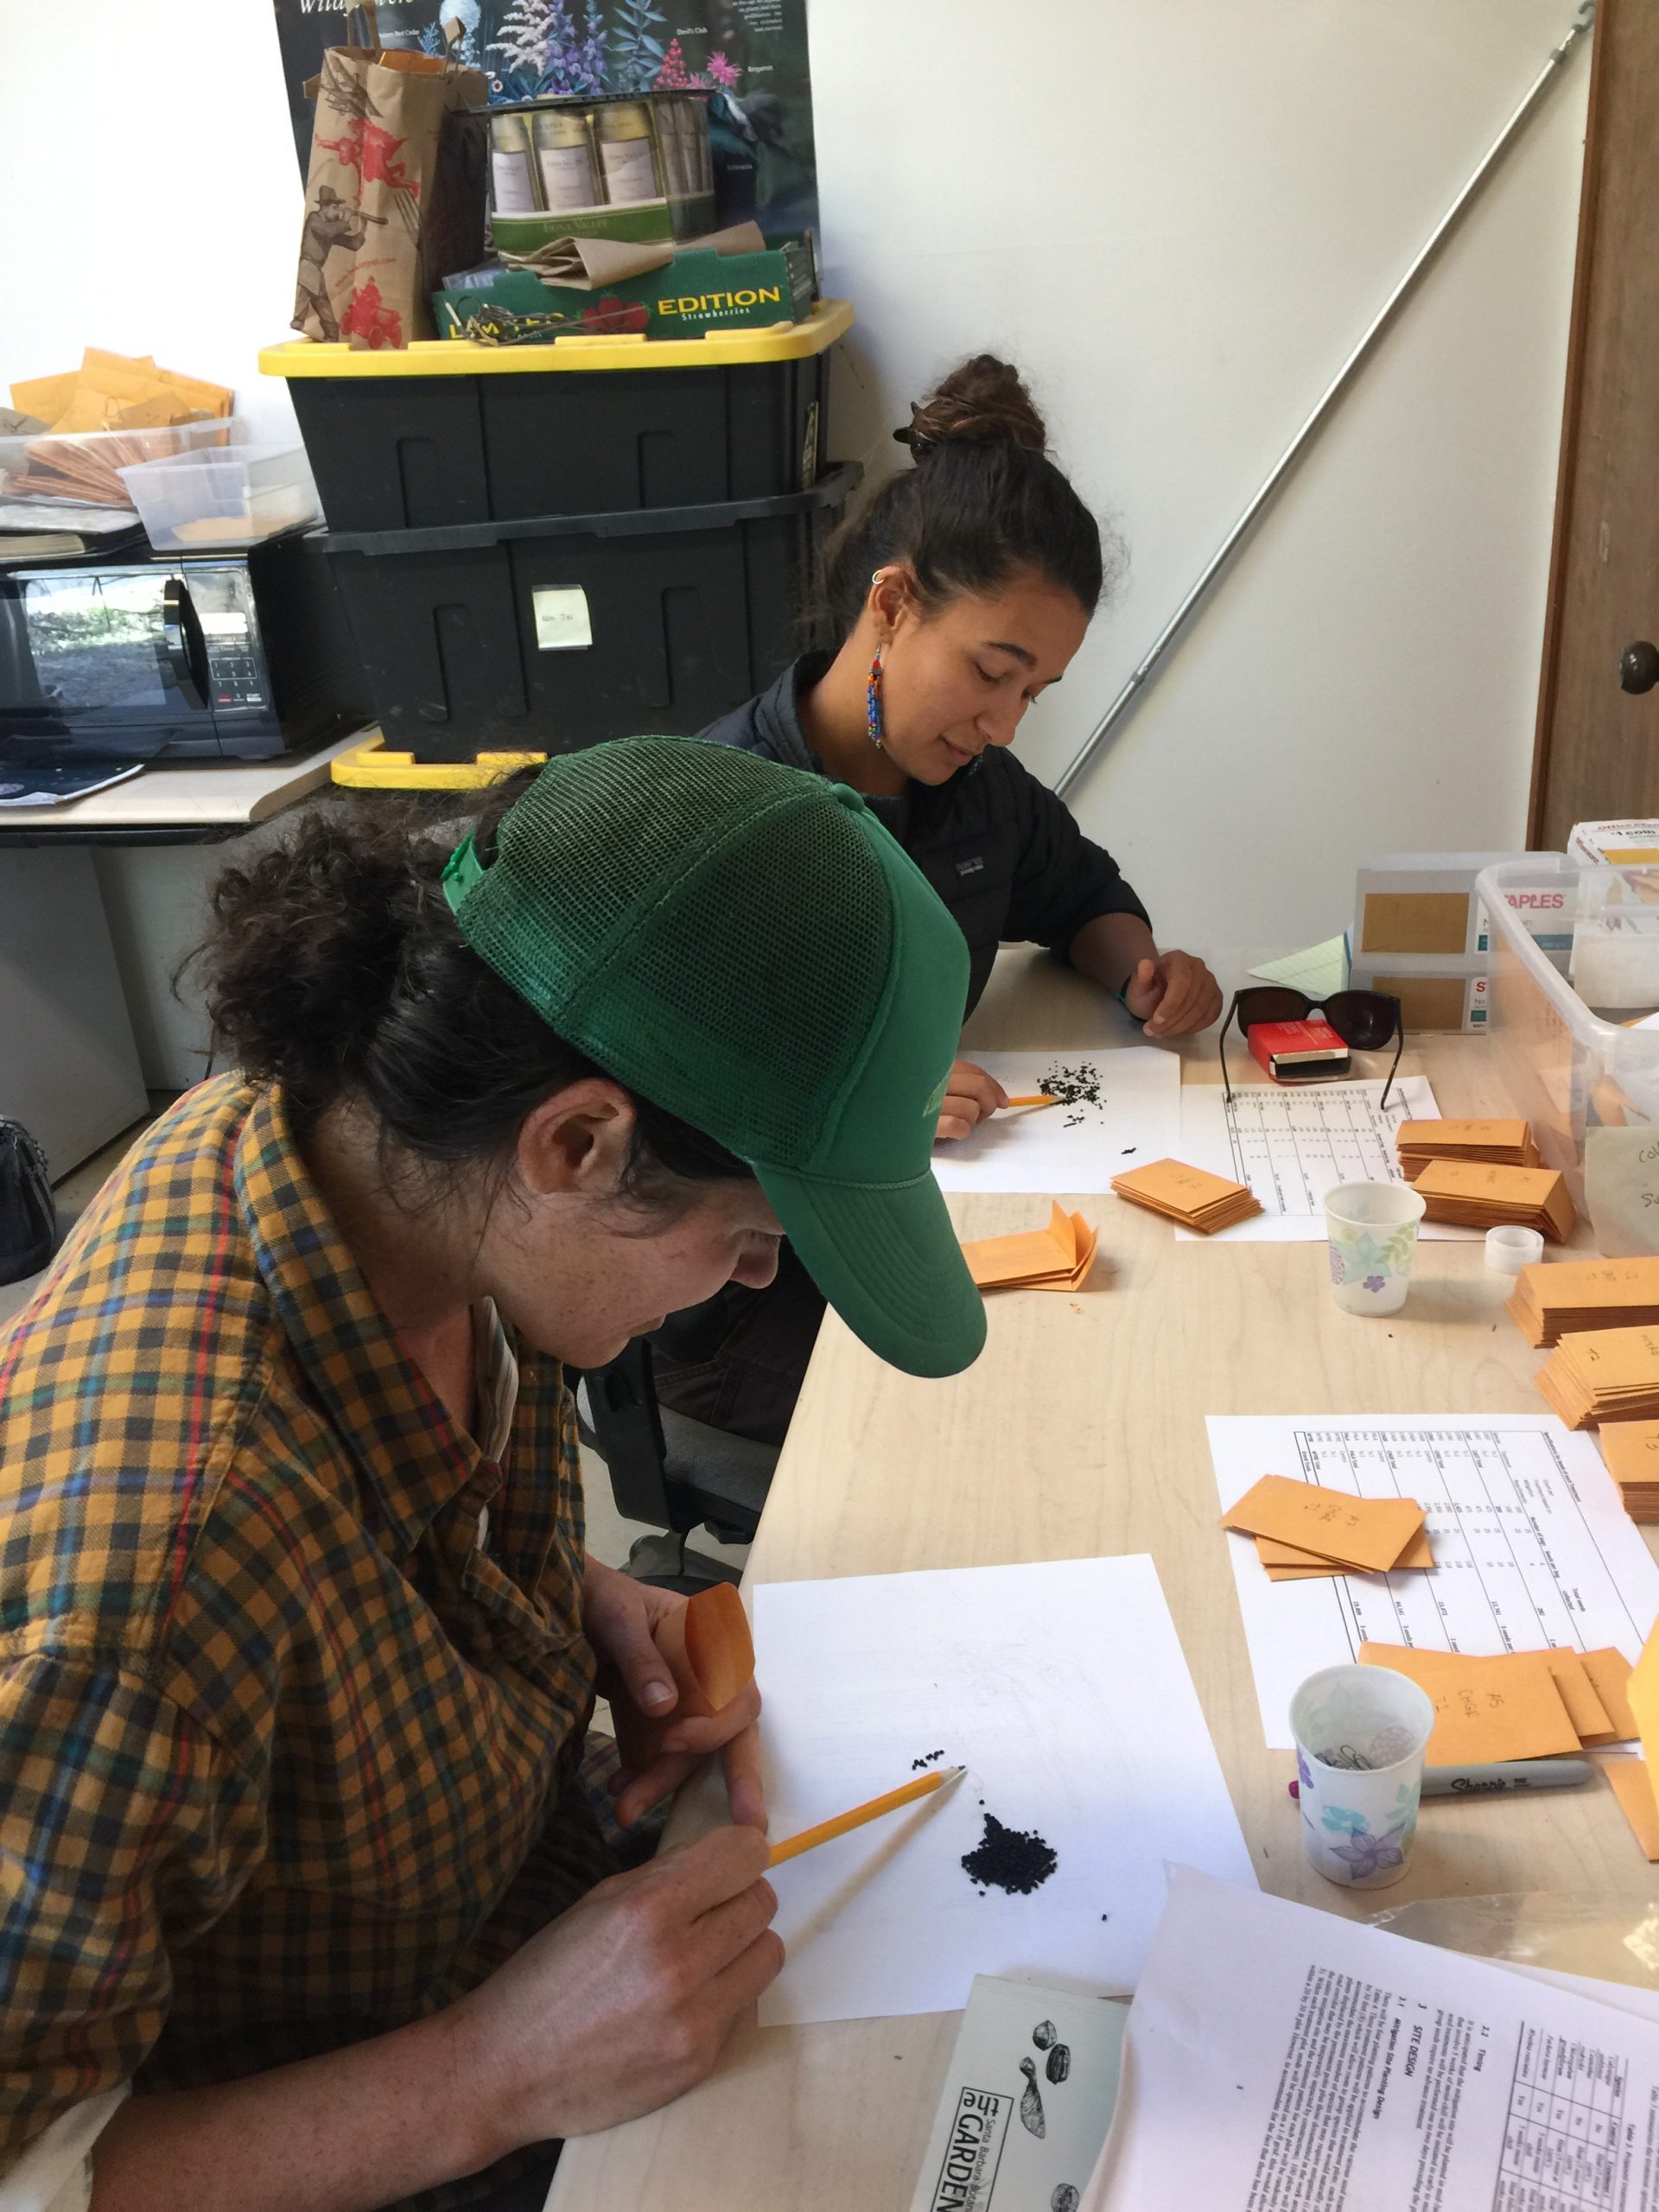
<box><xmin>0</xmin><ymin>531</ymin><xmax>368</xmax><ymax>766</ymax></box>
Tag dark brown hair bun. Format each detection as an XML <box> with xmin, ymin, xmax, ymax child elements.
<box><xmin>900</xmin><ymin>354</ymin><xmax>1047</xmax><ymax>458</ymax></box>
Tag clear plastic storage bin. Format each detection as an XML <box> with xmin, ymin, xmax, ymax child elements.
<box><xmin>1479</xmin><ymin>855</ymin><xmax>1659</xmax><ymax>1256</ymax></box>
<box><xmin>117</xmin><ymin>443</ymin><xmax>319</xmax><ymax>549</ymax></box>
<box><xmin>0</xmin><ymin>418</ymin><xmax>230</xmax><ymax>511</ymax></box>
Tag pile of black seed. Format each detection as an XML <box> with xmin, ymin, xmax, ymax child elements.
<box><xmin>961</xmin><ymin>1812</ymin><xmax>1058</xmax><ymax>1896</ymax></box>
<box><xmin>1039</xmin><ymin>1060</ymin><xmax>1103</xmax><ymax>1129</ymax></box>
<box><xmin>910</xmin><ymin>1748</ymin><xmax>947</xmax><ymax>1771</ymax></box>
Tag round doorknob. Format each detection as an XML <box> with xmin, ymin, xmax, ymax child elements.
<box><xmin>1622</xmin><ymin>640</ymin><xmax>1659</xmax><ymax>695</ymax></box>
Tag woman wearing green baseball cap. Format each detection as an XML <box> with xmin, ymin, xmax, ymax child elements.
<box><xmin>0</xmin><ymin>741</ymin><xmax>981</xmax><ymax>2212</ymax></box>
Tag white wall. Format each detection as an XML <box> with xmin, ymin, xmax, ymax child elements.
<box><xmin>810</xmin><ymin>0</ymin><xmax>1587</xmax><ymax>951</ymax></box>
<box><xmin>0</xmin><ymin>1</ymin><xmax>1586</xmax><ymax>954</ymax></box>
<box><xmin>0</xmin><ymin>0</ymin><xmax>303</xmax><ymax>445</ymax></box>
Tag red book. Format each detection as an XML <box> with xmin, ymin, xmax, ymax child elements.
<box><xmin>1247</xmin><ymin>1018</ymin><xmax>1350</xmax><ymax>1082</ymax></box>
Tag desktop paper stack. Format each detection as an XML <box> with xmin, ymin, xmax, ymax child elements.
<box><xmin>1220</xmin><ymin>1476</ymin><xmax>1428</xmax><ymax>1578</ymax></box>
<box><xmin>1111</xmin><ymin>1159</ymin><xmax>1262</xmax><ymax>1235</ymax></box>
<box><xmin>1412</xmin><ymin>1160</ymin><xmax>1576</xmax><ymax>1242</ymax></box>
<box><xmin>1599</xmin><ymin>1421</ymin><xmax>1659</xmax><ymax>1523</ymax></box>
<box><xmin>1507</xmin><ymin>1255</ymin><xmax>1659</xmax><ymax>1347</ymax></box>
<box><xmin>959</xmin><ymin>1203</ymin><xmax>1100</xmax><ymax>1293</ymax></box>
<box><xmin>1395</xmin><ymin>1117</ymin><xmax>1541</xmax><ymax>1174</ymax></box>
<box><xmin>1535</xmin><ymin>1324</ymin><xmax>1659</xmax><ymax>1428</ymax></box>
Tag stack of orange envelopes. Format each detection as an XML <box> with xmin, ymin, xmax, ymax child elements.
<box><xmin>1360</xmin><ymin>1642</ymin><xmax>1635</xmax><ymax>1763</ymax></box>
<box><xmin>1412</xmin><ymin>1160</ymin><xmax>1575</xmax><ymax>1243</ymax></box>
<box><xmin>1112</xmin><ymin>1158</ymin><xmax>1262</xmax><ymax>1234</ymax></box>
<box><xmin>1599</xmin><ymin>1421</ymin><xmax>1659</xmax><ymax>1522</ymax></box>
<box><xmin>959</xmin><ymin>1203</ymin><xmax>1099</xmax><ymax>1293</ymax></box>
<box><xmin>1221</xmin><ymin>1476</ymin><xmax>1429</xmax><ymax>1578</ymax></box>
<box><xmin>1395</xmin><ymin>1118</ymin><xmax>1541</xmax><ymax>1175</ymax></box>
<box><xmin>1535</xmin><ymin>1324</ymin><xmax>1659</xmax><ymax>1428</ymax></box>
<box><xmin>1507</xmin><ymin>1255</ymin><xmax>1659</xmax><ymax>1347</ymax></box>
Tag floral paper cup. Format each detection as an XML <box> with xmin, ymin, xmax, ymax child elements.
<box><xmin>1325</xmin><ymin>1180</ymin><xmax>1427</xmax><ymax>1316</ymax></box>
<box><xmin>1290</xmin><ymin>1663</ymin><xmax>1434</xmax><ymax>1890</ymax></box>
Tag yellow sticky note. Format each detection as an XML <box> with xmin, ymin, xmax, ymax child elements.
<box><xmin>1582</xmin><ymin>1649</ymin><xmax>1639</xmax><ymax>1741</ymax></box>
<box><xmin>1223</xmin><ymin>1477</ymin><xmax>1425</xmax><ymax>1574</ymax></box>
<box><xmin>1358</xmin><ymin>1643</ymin><xmax>1582</xmax><ymax>1763</ymax></box>
<box><xmin>1605</xmin><ymin>1760</ymin><xmax>1659</xmax><ymax>1860</ymax></box>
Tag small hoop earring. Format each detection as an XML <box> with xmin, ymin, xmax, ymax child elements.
<box><xmin>866</xmin><ymin>644</ymin><xmax>886</xmax><ymax>752</ymax></box>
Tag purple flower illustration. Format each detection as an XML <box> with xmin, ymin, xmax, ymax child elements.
<box><xmin>1329</xmin><ymin>1822</ymin><xmax>1408</xmax><ymax>1879</ymax></box>
<box><xmin>1328</xmin><ymin>1248</ymin><xmax>1346</xmax><ymax>1285</ymax></box>
<box><xmin>1363</xmin><ymin>1273</ymin><xmax>1387</xmax><ymax>1294</ymax></box>
<box><xmin>1296</xmin><ymin>1750</ymin><xmax>1314</xmax><ymax>1793</ymax></box>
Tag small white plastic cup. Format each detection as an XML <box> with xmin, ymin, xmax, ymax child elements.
<box><xmin>1325</xmin><ymin>1180</ymin><xmax>1427</xmax><ymax>1315</ymax></box>
<box><xmin>1290</xmin><ymin>1663</ymin><xmax>1434</xmax><ymax>1890</ymax></box>
<box><xmin>1485</xmin><ymin>1224</ymin><xmax>1544</xmax><ymax>1276</ymax></box>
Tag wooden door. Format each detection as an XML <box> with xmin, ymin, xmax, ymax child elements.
<box><xmin>1529</xmin><ymin>0</ymin><xmax>1659</xmax><ymax>847</ymax></box>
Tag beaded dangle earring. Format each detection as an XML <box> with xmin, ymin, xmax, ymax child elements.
<box><xmin>867</xmin><ymin>565</ymin><xmax>887</xmax><ymax>751</ymax></box>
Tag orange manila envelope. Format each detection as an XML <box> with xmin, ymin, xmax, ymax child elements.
<box><xmin>1606</xmin><ymin>1761</ymin><xmax>1659</xmax><ymax>1859</ymax></box>
<box><xmin>1358</xmin><ymin>1643</ymin><xmax>1581</xmax><ymax>1763</ymax></box>
<box><xmin>960</xmin><ymin>1204</ymin><xmax>1097</xmax><ymax>1291</ymax></box>
<box><xmin>1114</xmin><ymin>1159</ymin><xmax>1248</xmax><ymax>1216</ymax></box>
<box><xmin>1222</xmin><ymin>1477</ymin><xmax>1425</xmax><ymax>1574</ymax></box>
<box><xmin>1256</xmin><ymin>1530</ymin><xmax>1435</xmax><ymax>1573</ymax></box>
<box><xmin>1582</xmin><ymin>1648</ymin><xmax>1638</xmax><ymax>1740</ymax></box>
<box><xmin>1397</xmin><ymin>1118</ymin><xmax>1531</xmax><ymax>1154</ymax></box>
<box><xmin>1540</xmin><ymin>1649</ymin><xmax>1613</xmax><ymax>1742</ymax></box>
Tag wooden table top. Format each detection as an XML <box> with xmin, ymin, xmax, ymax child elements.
<box><xmin>548</xmin><ymin>949</ymin><xmax>1652</xmax><ymax>2212</ymax></box>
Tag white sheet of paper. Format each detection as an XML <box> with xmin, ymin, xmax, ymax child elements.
<box><xmin>906</xmin><ymin>1974</ymin><xmax>1127</xmax><ymax>2212</ymax></box>
<box><xmin>1206</xmin><ymin>1413</ymin><xmax>1659</xmax><ymax>1748</ymax></box>
<box><xmin>1083</xmin><ymin>1867</ymin><xmax>1659</xmax><ymax>2212</ymax></box>
<box><xmin>1175</xmin><ymin>1074</ymin><xmax>1473</xmax><ymax>1240</ymax></box>
<box><xmin>753</xmin><ymin>1555</ymin><xmax>1255</xmax><ymax>2026</ymax></box>
<box><xmin>930</xmin><ymin>1048</ymin><xmax>1182</xmax><ymax>1195</ymax></box>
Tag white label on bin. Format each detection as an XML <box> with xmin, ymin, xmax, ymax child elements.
<box><xmin>532</xmin><ymin>587</ymin><xmax>594</xmax><ymax>652</ymax></box>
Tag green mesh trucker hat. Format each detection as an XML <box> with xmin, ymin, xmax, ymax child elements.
<box><xmin>441</xmin><ymin>737</ymin><xmax>986</xmax><ymax>1379</ymax></box>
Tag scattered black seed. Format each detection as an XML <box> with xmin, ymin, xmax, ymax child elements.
<box><xmin>1041</xmin><ymin>1060</ymin><xmax>1103</xmax><ymax>1135</ymax></box>
<box><xmin>1121</xmin><ymin>1146</ymin><xmax>1137</xmax><ymax>1155</ymax></box>
<box><xmin>961</xmin><ymin>1813</ymin><xmax>1058</xmax><ymax>1897</ymax></box>
<box><xmin>908</xmin><ymin>1747</ymin><xmax>946</xmax><ymax>1771</ymax></box>
<box><xmin>1101</xmin><ymin>1913</ymin><xmax>1109</xmax><ymax>1922</ymax></box>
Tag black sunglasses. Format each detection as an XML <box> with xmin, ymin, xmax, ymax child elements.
<box><xmin>1218</xmin><ymin>987</ymin><xmax>1405</xmax><ymax>1112</ymax></box>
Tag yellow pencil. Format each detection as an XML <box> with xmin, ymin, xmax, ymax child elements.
<box><xmin>766</xmin><ymin>1764</ymin><xmax>965</xmax><ymax>1868</ymax></box>
<box><xmin>1005</xmin><ymin>1093</ymin><xmax>1058</xmax><ymax>1109</ymax></box>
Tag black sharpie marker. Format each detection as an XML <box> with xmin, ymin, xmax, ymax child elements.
<box><xmin>1290</xmin><ymin>1758</ymin><xmax>1592</xmax><ymax>1803</ymax></box>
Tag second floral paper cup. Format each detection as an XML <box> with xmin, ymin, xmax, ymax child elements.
<box><xmin>1325</xmin><ymin>1179</ymin><xmax>1427</xmax><ymax>1316</ymax></box>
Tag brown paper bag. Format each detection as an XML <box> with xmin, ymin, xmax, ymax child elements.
<box><xmin>293</xmin><ymin>16</ymin><xmax>486</xmax><ymax>351</ymax></box>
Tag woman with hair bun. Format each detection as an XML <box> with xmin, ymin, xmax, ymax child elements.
<box><xmin>654</xmin><ymin>354</ymin><xmax>1221</xmax><ymax>1443</ymax></box>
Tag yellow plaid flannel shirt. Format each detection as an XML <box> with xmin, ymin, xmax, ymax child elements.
<box><xmin>0</xmin><ymin>1077</ymin><xmax>606</xmax><ymax>2187</ymax></box>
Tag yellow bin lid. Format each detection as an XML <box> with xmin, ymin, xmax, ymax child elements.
<box><xmin>263</xmin><ymin>298</ymin><xmax>853</xmax><ymax>378</ymax></box>
<box><xmin>332</xmin><ymin>735</ymin><xmax>547</xmax><ymax>788</ymax></box>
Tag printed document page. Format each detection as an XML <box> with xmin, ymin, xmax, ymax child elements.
<box><xmin>1084</xmin><ymin>1868</ymin><xmax>1659</xmax><ymax>2212</ymax></box>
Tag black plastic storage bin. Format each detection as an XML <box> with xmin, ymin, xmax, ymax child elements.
<box><xmin>262</xmin><ymin>302</ymin><xmax>850</xmax><ymax>533</ymax></box>
<box><xmin>317</xmin><ymin>467</ymin><xmax>858</xmax><ymax>760</ymax></box>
